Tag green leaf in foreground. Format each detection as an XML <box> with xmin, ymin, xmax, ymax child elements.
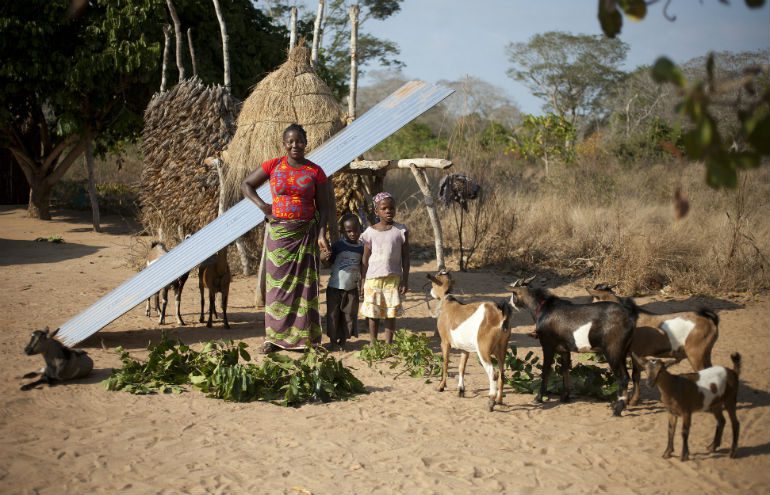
<box><xmin>103</xmin><ymin>334</ymin><xmax>366</xmax><ymax>406</ymax></box>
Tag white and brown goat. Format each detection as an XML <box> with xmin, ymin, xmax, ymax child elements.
<box><xmin>20</xmin><ymin>327</ymin><xmax>93</xmax><ymax>391</ymax></box>
<box><xmin>646</xmin><ymin>353</ymin><xmax>741</xmax><ymax>461</ymax></box>
<box><xmin>509</xmin><ymin>277</ymin><xmax>638</xmax><ymax>416</ymax></box>
<box><xmin>587</xmin><ymin>284</ymin><xmax>719</xmax><ymax>405</ymax></box>
<box><xmin>145</xmin><ymin>241</ymin><xmax>190</xmax><ymax>325</ymax></box>
<box><xmin>428</xmin><ymin>271</ymin><xmax>512</xmax><ymax>412</ymax></box>
<box><xmin>199</xmin><ymin>248</ymin><xmax>231</xmax><ymax>329</ymax></box>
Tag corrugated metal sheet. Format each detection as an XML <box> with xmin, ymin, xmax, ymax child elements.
<box><xmin>57</xmin><ymin>80</ymin><xmax>454</xmax><ymax>346</ymax></box>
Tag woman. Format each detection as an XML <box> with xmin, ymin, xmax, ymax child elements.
<box><xmin>241</xmin><ymin>123</ymin><xmax>332</xmax><ymax>352</ymax></box>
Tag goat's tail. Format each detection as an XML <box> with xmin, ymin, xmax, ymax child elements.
<box><xmin>697</xmin><ymin>307</ymin><xmax>720</xmax><ymax>327</ymax></box>
<box><xmin>497</xmin><ymin>300</ymin><xmax>513</xmax><ymax>331</ymax></box>
<box><xmin>730</xmin><ymin>352</ymin><xmax>741</xmax><ymax>377</ymax></box>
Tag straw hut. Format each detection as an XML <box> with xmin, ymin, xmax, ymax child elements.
<box><xmin>222</xmin><ymin>42</ymin><xmax>354</xmax><ymax>231</ymax></box>
<box><xmin>140</xmin><ymin>78</ymin><xmax>239</xmax><ymax>245</ymax></box>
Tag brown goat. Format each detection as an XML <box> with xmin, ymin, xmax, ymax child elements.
<box><xmin>145</xmin><ymin>241</ymin><xmax>190</xmax><ymax>325</ymax></box>
<box><xmin>587</xmin><ymin>284</ymin><xmax>719</xmax><ymax>405</ymax></box>
<box><xmin>428</xmin><ymin>271</ymin><xmax>512</xmax><ymax>412</ymax></box>
<box><xmin>646</xmin><ymin>353</ymin><xmax>741</xmax><ymax>461</ymax></box>
<box><xmin>199</xmin><ymin>248</ymin><xmax>231</xmax><ymax>329</ymax></box>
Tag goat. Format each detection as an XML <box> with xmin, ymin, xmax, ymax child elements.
<box><xmin>20</xmin><ymin>327</ymin><xmax>93</xmax><ymax>391</ymax></box>
<box><xmin>145</xmin><ymin>241</ymin><xmax>190</xmax><ymax>325</ymax></box>
<box><xmin>199</xmin><ymin>248</ymin><xmax>231</xmax><ymax>329</ymax></box>
<box><xmin>508</xmin><ymin>277</ymin><xmax>637</xmax><ymax>416</ymax></box>
<box><xmin>646</xmin><ymin>353</ymin><xmax>741</xmax><ymax>461</ymax></box>
<box><xmin>428</xmin><ymin>271</ymin><xmax>512</xmax><ymax>412</ymax></box>
<box><xmin>587</xmin><ymin>283</ymin><xmax>719</xmax><ymax>406</ymax></box>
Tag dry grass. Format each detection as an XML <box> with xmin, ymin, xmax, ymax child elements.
<box><xmin>392</xmin><ymin>158</ymin><xmax>769</xmax><ymax>296</ymax></box>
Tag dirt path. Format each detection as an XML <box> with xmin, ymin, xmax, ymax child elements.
<box><xmin>1</xmin><ymin>206</ymin><xmax>768</xmax><ymax>494</ymax></box>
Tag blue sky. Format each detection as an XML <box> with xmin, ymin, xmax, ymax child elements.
<box><xmin>281</xmin><ymin>1</ymin><xmax>769</xmax><ymax>114</ymax></box>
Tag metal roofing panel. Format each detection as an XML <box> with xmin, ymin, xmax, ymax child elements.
<box><xmin>57</xmin><ymin>80</ymin><xmax>454</xmax><ymax>346</ymax></box>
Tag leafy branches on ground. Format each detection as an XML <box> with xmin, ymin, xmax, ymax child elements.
<box><xmin>357</xmin><ymin>329</ymin><xmax>442</xmax><ymax>379</ymax></box>
<box><xmin>103</xmin><ymin>335</ymin><xmax>366</xmax><ymax>406</ymax></box>
<box><xmin>505</xmin><ymin>345</ymin><xmax>618</xmax><ymax>401</ymax></box>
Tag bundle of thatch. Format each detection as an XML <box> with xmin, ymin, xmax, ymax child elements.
<box><xmin>140</xmin><ymin>78</ymin><xmax>239</xmax><ymax>244</ymax></box>
<box><xmin>221</xmin><ymin>43</ymin><xmax>345</xmax><ymax>209</ymax></box>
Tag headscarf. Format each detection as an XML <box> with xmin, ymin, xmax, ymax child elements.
<box><xmin>373</xmin><ymin>191</ymin><xmax>393</xmax><ymax>208</ymax></box>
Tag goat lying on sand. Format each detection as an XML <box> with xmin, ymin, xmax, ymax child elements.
<box><xmin>199</xmin><ymin>248</ymin><xmax>231</xmax><ymax>329</ymax></box>
<box><xmin>21</xmin><ymin>327</ymin><xmax>93</xmax><ymax>391</ymax></box>
<box><xmin>646</xmin><ymin>353</ymin><xmax>741</xmax><ymax>461</ymax></box>
<box><xmin>145</xmin><ymin>241</ymin><xmax>190</xmax><ymax>325</ymax></box>
<box><xmin>509</xmin><ymin>277</ymin><xmax>638</xmax><ymax>416</ymax></box>
<box><xmin>428</xmin><ymin>271</ymin><xmax>512</xmax><ymax>411</ymax></box>
<box><xmin>587</xmin><ymin>283</ymin><xmax>719</xmax><ymax>406</ymax></box>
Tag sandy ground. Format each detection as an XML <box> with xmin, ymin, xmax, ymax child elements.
<box><xmin>0</xmin><ymin>206</ymin><xmax>768</xmax><ymax>495</ymax></box>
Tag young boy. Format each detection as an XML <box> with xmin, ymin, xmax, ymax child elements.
<box><xmin>325</xmin><ymin>214</ymin><xmax>364</xmax><ymax>348</ymax></box>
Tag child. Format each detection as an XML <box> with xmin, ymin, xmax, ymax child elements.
<box><xmin>360</xmin><ymin>192</ymin><xmax>410</xmax><ymax>344</ymax></box>
<box><xmin>325</xmin><ymin>214</ymin><xmax>364</xmax><ymax>349</ymax></box>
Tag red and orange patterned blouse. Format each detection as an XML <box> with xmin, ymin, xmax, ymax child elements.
<box><xmin>261</xmin><ymin>156</ymin><xmax>327</xmax><ymax>221</ymax></box>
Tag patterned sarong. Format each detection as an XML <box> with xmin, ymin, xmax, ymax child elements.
<box><xmin>264</xmin><ymin>216</ymin><xmax>322</xmax><ymax>350</ymax></box>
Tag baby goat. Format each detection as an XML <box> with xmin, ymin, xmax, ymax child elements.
<box><xmin>587</xmin><ymin>283</ymin><xmax>719</xmax><ymax>406</ymax></box>
<box><xmin>199</xmin><ymin>248</ymin><xmax>231</xmax><ymax>329</ymax></box>
<box><xmin>21</xmin><ymin>327</ymin><xmax>93</xmax><ymax>391</ymax></box>
<box><xmin>509</xmin><ymin>277</ymin><xmax>638</xmax><ymax>416</ymax></box>
<box><xmin>145</xmin><ymin>241</ymin><xmax>190</xmax><ymax>325</ymax></box>
<box><xmin>646</xmin><ymin>353</ymin><xmax>741</xmax><ymax>461</ymax></box>
<box><xmin>428</xmin><ymin>271</ymin><xmax>512</xmax><ymax>412</ymax></box>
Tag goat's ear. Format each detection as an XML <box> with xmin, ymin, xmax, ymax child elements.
<box><xmin>49</xmin><ymin>328</ymin><xmax>60</xmax><ymax>338</ymax></box>
<box><xmin>426</xmin><ymin>273</ymin><xmax>437</xmax><ymax>284</ymax></box>
<box><xmin>508</xmin><ymin>279</ymin><xmax>521</xmax><ymax>289</ymax></box>
<box><xmin>43</xmin><ymin>326</ymin><xmax>50</xmax><ymax>334</ymax></box>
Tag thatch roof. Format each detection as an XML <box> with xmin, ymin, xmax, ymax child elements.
<box><xmin>140</xmin><ymin>78</ymin><xmax>239</xmax><ymax>243</ymax></box>
<box><xmin>222</xmin><ymin>43</ymin><xmax>345</xmax><ymax>207</ymax></box>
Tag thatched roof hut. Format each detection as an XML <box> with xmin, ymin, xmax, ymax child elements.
<box><xmin>221</xmin><ymin>43</ymin><xmax>345</xmax><ymax>208</ymax></box>
<box><xmin>140</xmin><ymin>78</ymin><xmax>239</xmax><ymax>244</ymax></box>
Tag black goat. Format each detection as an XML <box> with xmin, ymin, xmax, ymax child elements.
<box><xmin>508</xmin><ymin>277</ymin><xmax>638</xmax><ymax>416</ymax></box>
<box><xmin>145</xmin><ymin>241</ymin><xmax>190</xmax><ymax>325</ymax></box>
<box><xmin>21</xmin><ymin>327</ymin><xmax>93</xmax><ymax>391</ymax></box>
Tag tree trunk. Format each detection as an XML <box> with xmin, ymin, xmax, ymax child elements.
<box><xmin>348</xmin><ymin>4</ymin><xmax>359</xmax><ymax>121</ymax></box>
<box><xmin>161</xmin><ymin>24</ymin><xmax>171</xmax><ymax>92</ymax></box>
<box><xmin>84</xmin><ymin>141</ymin><xmax>101</xmax><ymax>232</ymax></box>
<box><xmin>289</xmin><ymin>7</ymin><xmax>297</xmax><ymax>51</ymax></box>
<box><xmin>166</xmin><ymin>0</ymin><xmax>185</xmax><ymax>81</ymax></box>
<box><xmin>254</xmin><ymin>226</ymin><xmax>268</xmax><ymax>308</ymax></box>
<box><xmin>408</xmin><ymin>163</ymin><xmax>445</xmax><ymax>271</ymax></box>
<box><xmin>27</xmin><ymin>177</ymin><xmax>53</xmax><ymax>220</ymax></box>
<box><xmin>211</xmin><ymin>0</ymin><xmax>231</xmax><ymax>92</ymax></box>
<box><xmin>311</xmin><ymin>0</ymin><xmax>325</xmax><ymax>67</ymax></box>
<box><xmin>187</xmin><ymin>28</ymin><xmax>198</xmax><ymax>77</ymax></box>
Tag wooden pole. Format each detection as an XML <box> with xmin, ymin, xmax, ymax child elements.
<box><xmin>211</xmin><ymin>0</ymin><xmax>231</xmax><ymax>92</ymax></box>
<box><xmin>254</xmin><ymin>226</ymin><xmax>268</xmax><ymax>308</ymax></box>
<box><xmin>186</xmin><ymin>28</ymin><xmax>198</xmax><ymax>77</ymax></box>
<box><xmin>160</xmin><ymin>24</ymin><xmax>171</xmax><ymax>92</ymax></box>
<box><xmin>348</xmin><ymin>4</ymin><xmax>359</xmax><ymax>121</ymax></box>
<box><xmin>289</xmin><ymin>7</ymin><xmax>298</xmax><ymax>51</ymax></box>
<box><xmin>350</xmin><ymin>158</ymin><xmax>452</xmax><ymax>171</ymax></box>
<box><xmin>311</xmin><ymin>0</ymin><xmax>325</xmax><ymax>68</ymax></box>
<box><xmin>166</xmin><ymin>0</ymin><xmax>185</xmax><ymax>81</ymax></box>
<box><xmin>408</xmin><ymin>163</ymin><xmax>445</xmax><ymax>271</ymax></box>
<box><xmin>83</xmin><ymin>140</ymin><xmax>101</xmax><ymax>233</ymax></box>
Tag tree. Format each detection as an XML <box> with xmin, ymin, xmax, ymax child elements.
<box><xmin>258</xmin><ymin>0</ymin><xmax>405</xmax><ymax>100</ymax></box>
<box><xmin>1</xmin><ymin>0</ymin><xmax>165</xmax><ymax>219</ymax></box>
<box><xmin>506</xmin><ymin>31</ymin><xmax>628</xmax><ymax>128</ymax></box>
<box><xmin>596</xmin><ymin>0</ymin><xmax>770</xmax><ymax>188</ymax></box>
<box><xmin>508</xmin><ymin>114</ymin><xmax>576</xmax><ymax>177</ymax></box>
<box><xmin>439</xmin><ymin>76</ymin><xmax>522</xmax><ymax>129</ymax></box>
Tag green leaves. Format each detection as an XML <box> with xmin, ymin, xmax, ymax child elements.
<box><xmin>598</xmin><ymin>0</ymin><xmax>649</xmax><ymax>38</ymax></box>
<box><xmin>103</xmin><ymin>335</ymin><xmax>367</xmax><ymax>406</ymax></box>
<box><xmin>358</xmin><ymin>329</ymin><xmax>442</xmax><ymax>380</ymax></box>
<box><xmin>651</xmin><ymin>57</ymin><xmax>686</xmax><ymax>88</ymax></box>
<box><xmin>504</xmin><ymin>345</ymin><xmax>617</xmax><ymax>401</ymax></box>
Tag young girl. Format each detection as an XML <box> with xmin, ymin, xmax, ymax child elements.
<box><xmin>359</xmin><ymin>192</ymin><xmax>410</xmax><ymax>344</ymax></box>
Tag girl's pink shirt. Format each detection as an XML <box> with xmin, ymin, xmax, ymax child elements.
<box><xmin>360</xmin><ymin>223</ymin><xmax>407</xmax><ymax>279</ymax></box>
